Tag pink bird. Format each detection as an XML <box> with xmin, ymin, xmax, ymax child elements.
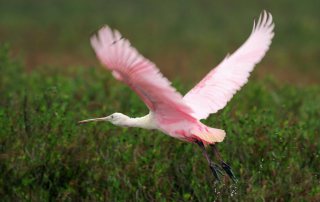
<box><xmin>79</xmin><ymin>11</ymin><xmax>274</xmax><ymax>182</ymax></box>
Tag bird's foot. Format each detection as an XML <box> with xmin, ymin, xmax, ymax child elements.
<box><xmin>209</xmin><ymin>163</ymin><xmax>224</xmax><ymax>182</ymax></box>
<box><xmin>221</xmin><ymin>161</ymin><xmax>237</xmax><ymax>183</ymax></box>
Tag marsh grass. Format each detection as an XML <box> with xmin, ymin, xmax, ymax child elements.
<box><xmin>0</xmin><ymin>46</ymin><xmax>319</xmax><ymax>201</ymax></box>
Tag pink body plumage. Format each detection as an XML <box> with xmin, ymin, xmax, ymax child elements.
<box><xmin>90</xmin><ymin>11</ymin><xmax>274</xmax><ymax>145</ymax></box>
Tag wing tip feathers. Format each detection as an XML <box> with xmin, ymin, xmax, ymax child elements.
<box><xmin>252</xmin><ymin>10</ymin><xmax>274</xmax><ymax>34</ymax></box>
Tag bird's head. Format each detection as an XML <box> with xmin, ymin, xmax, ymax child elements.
<box><xmin>78</xmin><ymin>112</ymin><xmax>129</xmax><ymax>126</ymax></box>
<box><xmin>105</xmin><ymin>112</ymin><xmax>130</xmax><ymax>125</ymax></box>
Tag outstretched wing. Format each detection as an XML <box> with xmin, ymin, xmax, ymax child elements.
<box><xmin>183</xmin><ymin>11</ymin><xmax>274</xmax><ymax>120</ymax></box>
<box><xmin>91</xmin><ymin>26</ymin><xmax>194</xmax><ymax>123</ymax></box>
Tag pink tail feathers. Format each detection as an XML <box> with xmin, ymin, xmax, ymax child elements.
<box><xmin>191</xmin><ymin>127</ymin><xmax>226</xmax><ymax>144</ymax></box>
<box><xmin>208</xmin><ymin>127</ymin><xmax>226</xmax><ymax>142</ymax></box>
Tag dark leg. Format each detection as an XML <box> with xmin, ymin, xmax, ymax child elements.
<box><xmin>195</xmin><ymin>140</ymin><xmax>223</xmax><ymax>182</ymax></box>
<box><xmin>211</xmin><ymin>144</ymin><xmax>237</xmax><ymax>183</ymax></box>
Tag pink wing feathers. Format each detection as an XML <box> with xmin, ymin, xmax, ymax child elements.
<box><xmin>183</xmin><ymin>11</ymin><xmax>275</xmax><ymax>120</ymax></box>
<box><xmin>91</xmin><ymin>26</ymin><xmax>195</xmax><ymax>123</ymax></box>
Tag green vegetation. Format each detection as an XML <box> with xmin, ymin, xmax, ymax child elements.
<box><xmin>0</xmin><ymin>0</ymin><xmax>319</xmax><ymax>83</ymax></box>
<box><xmin>1</xmin><ymin>45</ymin><xmax>319</xmax><ymax>201</ymax></box>
<box><xmin>0</xmin><ymin>0</ymin><xmax>319</xmax><ymax>201</ymax></box>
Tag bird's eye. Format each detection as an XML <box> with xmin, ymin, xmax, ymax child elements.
<box><xmin>111</xmin><ymin>115</ymin><xmax>114</xmax><ymax>119</ymax></box>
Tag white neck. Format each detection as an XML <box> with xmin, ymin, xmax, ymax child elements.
<box><xmin>119</xmin><ymin>113</ymin><xmax>157</xmax><ymax>130</ymax></box>
<box><xmin>78</xmin><ymin>112</ymin><xmax>157</xmax><ymax>130</ymax></box>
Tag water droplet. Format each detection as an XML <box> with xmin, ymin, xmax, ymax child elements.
<box><xmin>230</xmin><ymin>184</ymin><xmax>238</xmax><ymax>198</ymax></box>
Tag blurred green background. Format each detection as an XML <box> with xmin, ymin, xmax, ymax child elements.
<box><xmin>1</xmin><ymin>0</ymin><xmax>319</xmax><ymax>84</ymax></box>
<box><xmin>0</xmin><ymin>0</ymin><xmax>319</xmax><ymax>201</ymax></box>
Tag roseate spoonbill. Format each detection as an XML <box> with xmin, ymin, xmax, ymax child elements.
<box><xmin>79</xmin><ymin>11</ymin><xmax>274</xmax><ymax>182</ymax></box>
